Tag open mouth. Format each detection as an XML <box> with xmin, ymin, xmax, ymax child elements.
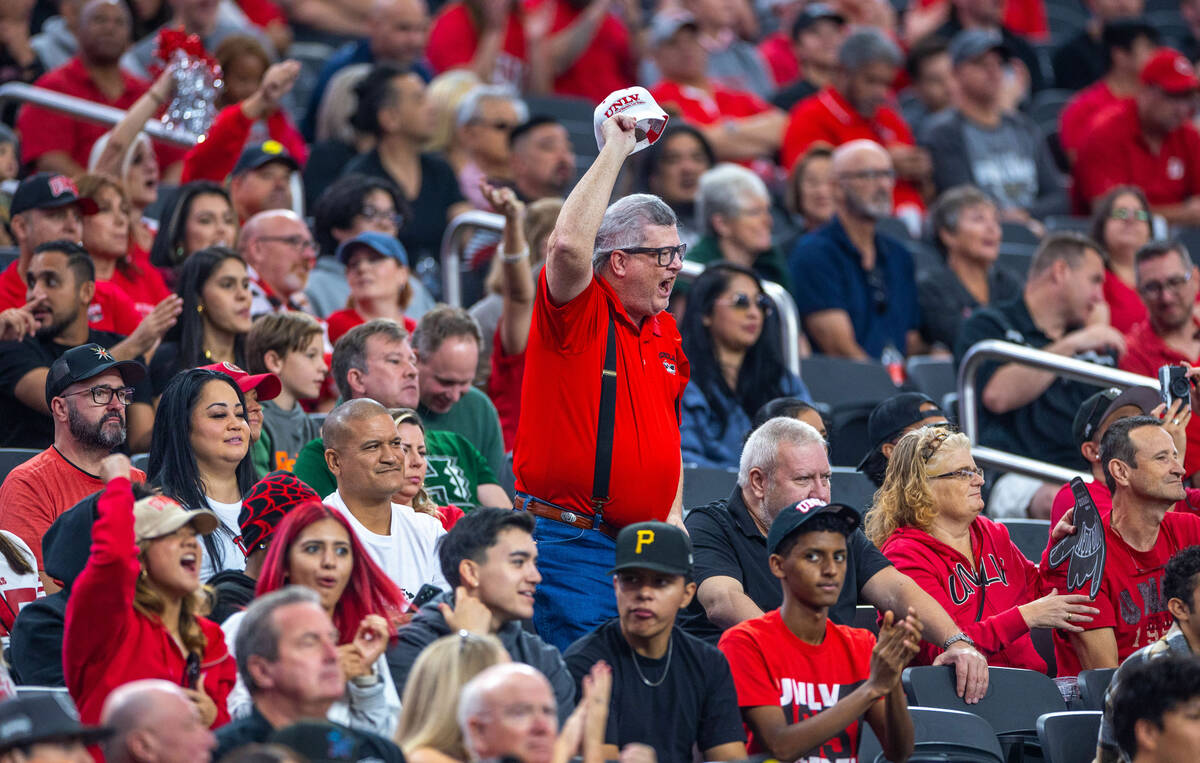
<box><xmin>180</xmin><ymin>553</ymin><xmax>198</xmax><ymax>573</ymax></box>
<box><xmin>316</xmin><ymin>575</ymin><xmax>340</xmax><ymax>589</ymax></box>
<box><xmin>658</xmin><ymin>277</ymin><xmax>675</xmax><ymax>296</ymax></box>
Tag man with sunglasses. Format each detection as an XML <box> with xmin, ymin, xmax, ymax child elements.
<box><xmin>1120</xmin><ymin>241</ymin><xmax>1200</xmax><ymax>481</ymax></box>
<box><xmin>0</xmin><ymin>341</ymin><xmax>147</xmax><ymax>592</ymax></box>
<box><xmin>512</xmin><ymin>112</ymin><xmax>690</xmax><ymax>651</ymax></box>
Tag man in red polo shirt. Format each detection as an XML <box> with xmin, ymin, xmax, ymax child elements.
<box><xmin>14</xmin><ymin>0</ymin><xmax>182</xmax><ymax>177</ymax></box>
<box><xmin>1119</xmin><ymin>241</ymin><xmax>1200</xmax><ymax>480</ymax></box>
<box><xmin>1073</xmin><ymin>48</ymin><xmax>1200</xmax><ymax>223</ymax></box>
<box><xmin>513</xmin><ymin>112</ymin><xmax>689</xmax><ymax>651</ymax></box>
<box><xmin>647</xmin><ymin>11</ymin><xmax>787</xmax><ymax>164</ymax></box>
<box><xmin>782</xmin><ymin>26</ymin><xmax>932</xmax><ymax>219</ymax></box>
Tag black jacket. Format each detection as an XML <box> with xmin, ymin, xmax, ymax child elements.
<box><xmin>214</xmin><ymin>706</ymin><xmax>406</xmax><ymax>762</ymax></box>
<box><xmin>385</xmin><ymin>591</ymin><xmax>576</xmax><ymax>723</ymax></box>
<box><xmin>209</xmin><ymin>570</ymin><xmax>257</xmax><ymax>624</ymax></box>
<box><xmin>9</xmin><ymin>492</ymin><xmax>97</xmax><ymax>685</ymax></box>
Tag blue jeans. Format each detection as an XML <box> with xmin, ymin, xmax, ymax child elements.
<box><xmin>532</xmin><ymin>518</ymin><xmax>618</xmax><ymax>651</ymax></box>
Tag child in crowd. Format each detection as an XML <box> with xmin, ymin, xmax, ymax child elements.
<box><xmin>246</xmin><ymin>313</ymin><xmax>327</xmax><ymax>472</ymax></box>
<box><xmin>719</xmin><ymin>499</ymin><xmax>921</xmax><ymax>763</ymax></box>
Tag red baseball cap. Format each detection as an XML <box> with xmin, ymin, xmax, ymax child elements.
<box><xmin>1141</xmin><ymin>48</ymin><xmax>1200</xmax><ymax>95</ymax></box>
<box><xmin>199</xmin><ymin>361</ymin><xmax>282</xmax><ymax>401</ymax></box>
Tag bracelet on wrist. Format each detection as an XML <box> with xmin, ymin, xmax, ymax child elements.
<box><xmin>499</xmin><ymin>245</ymin><xmax>530</xmax><ymax>264</ymax></box>
<box><xmin>942</xmin><ymin>632</ymin><xmax>976</xmax><ymax>650</ymax></box>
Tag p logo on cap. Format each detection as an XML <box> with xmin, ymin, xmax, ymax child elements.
<box><xmin>594</xmin><ymin>87</ymin><xmax>669</xmax><ymax>155</ymax></box>
<box><xmin>635</xmin><ymin>528</ymin><xmax>655</xmax><ymax>554</ymax></box>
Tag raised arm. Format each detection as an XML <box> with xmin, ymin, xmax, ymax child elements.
<box><xmin>544</xmin><ymin>113</ymin><xmax>637</xmax><ymax>306</ymax></box>
<box><xmin>482</xmin><ymin>182</ymin><xmax>534</xmax><ymax>355</ymax></box>
<box><xmin>92</xmin><ymin>68</ymin><xmax>175</xmax><ymax>177</ymax></box>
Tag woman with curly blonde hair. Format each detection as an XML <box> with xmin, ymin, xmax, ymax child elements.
<box><xmin>865</xmin><ymin>427</ymin><xmax>1098</xmax><ymax>674</ymax></box>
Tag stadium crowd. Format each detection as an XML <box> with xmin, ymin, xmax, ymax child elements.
<box><xmin>9</xmin><ymin>0</ymin><xmax>1200</xmax><ymax>760</ymax></box>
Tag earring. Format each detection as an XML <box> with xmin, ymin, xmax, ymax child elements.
<box><xmin>197</xmin><ymin>304</ymin><xmax>204</xmax><ymax>313</ymax></box>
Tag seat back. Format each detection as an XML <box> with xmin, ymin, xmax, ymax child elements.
<box><xmin>902</xmin><ymin>666</ymin><xmax>1066</xmax><ymax>737</ymax></box>
<box><xmin>1036</xmin><ymin>711</ymin><xmax>1102</xmax><ymax>763</ymax></box>
<box><xmin>682</xmin><ymin>465</ymin><xmax>738</xmax><ymax>511</ymax></box>
<box><xmin>831</xmin><ymin>467</ymin><xmax>877</xmax><ymax>516</ymax></box>
<box><xmin>1076</xmin><ymin>668</ymin><xmax>1116</xmax><ymax>712</ymax></box>
<box><xmin>996</xmin><ymin>519</ymin><xmax>1051</xmax><ymax>563</ymax></box>
<box><xmin>906</xmin><ymin>356</ymin><xmax>956</xmax><ymax>403</ymax></box>
<box><xmin>859</xmin><ymin>706</ymin><xmax>1005</xmax><ymax>763</ymax></box>
<box><xmin>0</xmin><ymin>448</ymin><xmax>40</xmax><ymax>483</ymax></box>
<box><xmin>801</xmin><ymin>356</ymin><xmax>899</xmax><ymax>411</ymax></box>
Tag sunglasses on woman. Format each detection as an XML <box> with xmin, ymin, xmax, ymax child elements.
<box><xmin>722</xmin><ymin>292</ymin><xmax>774</xmax><ymax>314</ymax></box>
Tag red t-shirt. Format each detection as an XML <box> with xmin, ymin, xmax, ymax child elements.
<box><xmin>1045</xmin><ymin>510</ymin><xmax>1200</xmax><ymax>676</ymax></box>
<box><xmin>488</xmin><ymin>322</ymin><xmax>526</xmax><ymax>452</ymax></box>
<box><xmin>649</xmin><ymin>80</ymin><xmax>771</xmax><ymax>127</ymax></box>
<box><xmin>915</xmin><ymin>0</ymin><xmax>1048</xmax><ymax>40</ymax></box>
<box><xmin>181</xmin><ymin>104</ymin><xmax>309</xmax><ymax>184</ymax></box>
<box><xmin>107</xmin><ymin>262</ymin><xmax>170</xmax><ymax>320</ymax></box>
<box><xmin>1119</xmin><ymin>317</ymin><xmax>1200</xmax><ymax>477</ymax></box>
<box><xmin>782</xmin><ymin>88</ymin><xmax>926</xmax><ymax>214</ymax></box>
<box><xmin>719</xmin><ymin>610</ymin><xmax>877</xmax><ymax>759</ymax></box>
<box><xmin>1047</xmin><ymin>479</ymin><xmax>1200</xmax><ymax>530</ymax></box>
<box><xmin>1073</xmin><ymin>99</ymin><xmax>1200</xmax><ymax>213</ymax></box>
<box><xmin>326</xmin><ymin>308</ymin><xmax>416</xmax><ymax>347</ymax></box>
<box><xmin>428</xmin><ymin>2</ymin><xmax>526</xmax><ymax>88</ymax></box>
<box><xmin>16</xmin><ymin>57</ymin><xmax>184</xmax><ymax>171</ymax></box>
<box><xmin>1104</xmin><ymin>269</ymin><xmax>1147</xmax><ymax>336</ymax></box>
<box><xmin>1059</xmin><ymin>81</ymin><xmax>1125</xmax><ymax>158</ymax></box>
<box><xmin>529</xmin><ymin>0</ymin><xmax>634</xmax><ymax>102</ymax></box>
<box><xmin>758</xmin><ymin>34</ymin><xmax>800</xmax><ymax>87</ymax></box>
<box><xmin>513</xmin><ymin>271</ymin><xmax>689</xmax><ymax>528</ymax></box>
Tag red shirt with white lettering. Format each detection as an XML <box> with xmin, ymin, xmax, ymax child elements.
<box><xmin>428</xmin><ymin>2</ymin><xmax>527</xmax><ymax>88</ymax></box>
<box><xmin>1045</xmin><ymin>510</ymin><xmax>1200</xmax><ymax>676</ymax></box>
<box><xmin>720</xmin><ymin>610</ymin><xmax>876</xmax><ymax>759</ymax></box>
<box><xmin>1073</xmin><ymin>98</ymin><xmax>1200</xmax><ymax>212</ymax></box>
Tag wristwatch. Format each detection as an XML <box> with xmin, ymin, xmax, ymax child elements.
<box><xmin>942</xmin><ymin>632</ymin><xmax>976</xmax><ymax>650</ymax></box>
<box><xmin>351</xmin><ymin>672</ymin><xmax>380</xmax><ymax>688</ymax></box>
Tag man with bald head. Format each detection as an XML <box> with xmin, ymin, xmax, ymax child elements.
<box><xmin>788</xmin><ymin>140</ymin><xmax>920</xmax><ymax>360</ymax></box>
<box><xmin>238</xmin><ymin>210</ymin><xmax>318</xmax><ymax>317</ymax></box>
<box><xmin>321</xmin><ymin>397</ymin><xmax>447</xmax><ymax>598</ymax></box>
<box><xmin>459</xmin><ymin>664</ymin><xmax>560</xmax><ymax>763</ymax></box>
<box><xmin>101</xmin><ymin>680</ymin><xmax>216</xmax><ymax>763</ymax></box>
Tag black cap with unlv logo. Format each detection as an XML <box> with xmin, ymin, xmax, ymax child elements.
<box><xmin>766</xmin><ymin>499</ymin><xmax>860</xmax><ymax>556</ymax></box>
<box><xmin>10</xmin><ymin>172</ymin><xmax>98</xmax><ymax>216</ymax></box>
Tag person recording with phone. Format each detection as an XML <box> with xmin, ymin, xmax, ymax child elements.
<box><xmin>1120</xmin><ymin>240</ymin><xmax>1200</xmax><ymax>484</ymax></box>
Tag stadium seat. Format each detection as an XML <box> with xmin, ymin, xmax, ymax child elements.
<box><xmin>1046</xmin><ymin>5</ymin><xmax>1089</xmax><ymax>43</ymax></box>
<box><xmin>996</xmin><ymin>518</ymin><xmax>1051</xmax><ymax>563</ymax></box>
<box><xmin>902</xmin><ymin>665</ymin><xmax>1067</xmax><ymax>760</ymax></box>
<box><xmin>1044</xmin><ymin>216</ymin><xmax>1091</xmax><ymax>234</ymax></box>
<box><xmin>831</xmin><ymin>466</ymin><xmax>876</xmax><ymax>515</ymax></box>
<box><xmin>852</xmin><ymin>604</ymin><xmax>880</xmax><ymax>633</ymax></box>
<box><xmin>906</xmin><ymin>356</ymin><xmax>956</xmax><ymax>403</ymax></box>
<box><xmin>0</xmin><ymin>448</ymin><xmax>39</xmax><ymax>483</ymax></box>
<box><xmin>1032</xmin><ymin>627</ymin><xmax>1057</xmax><ymax>678</ymax></box>
<box><xmin>681</xmin><ymin>465</ymin><xmax>738</xmax><ymax>510</ymax></box>
<box><xmin>131</xmin><ymin>452</ymin><xmax>150</xmax><ymax>475</ymax></box>
<box><xmin>0</xmin><ymin>248</ymin><xmax>17</xmax><ymax>272</ymax></box>
<box><xmin>1076</xmin><ymin>668</ymin><xmax>1116</xmax><ymax>712</ymax></box>
<box><xmin>903</xmin><ymin>240</ymin><xmax>944</xmax><ymax>280</ymax></box>
<box><xmin>1037</xmin><ymin>711</ymin><xmax>1102</xmax><ymax>763</ymax></box>
<box><xmin>15</xmin><ymin>686</ymin><xmax>70</xmax><ymax>700</ymax></box>
<box><xmin>801</xmin><ymin>356</ymin><xmax>900</xmax><ymax>411</ymax></box>
<box><xmin>829</xmin><ymin>403</ymin><xmax>876</xmax><ymax>468</ymax></box>
<box><xmin>859</xmin><ymin>706</ymin><xmax>1005</xmax><ymax>763</ymax></box>
<box><xmin>996</xmin><ymin>249</ymin><xmax>1034</xmax><ymax>280</ymax></box>
<box><xmin>1001</xmin><ymin>221</ymin><xmax>1042</xmax><ymax>248</ymax></box>
<box><xmin>1029</xmin><ymin>90</ymin><xmax>1075</xmax><ymax>135</ymax></box>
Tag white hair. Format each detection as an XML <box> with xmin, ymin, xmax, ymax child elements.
<box><xmin>738</xmin><ymin>417</ymin><xmax>826</xmax><ymax>487</ymax></box>
<box><xmin>591</xmin><ymin>193</ymin><xmax>678</xmax><ymax>271</ymax></box>
<box><xmin>831</xmin><ymin>139</ymin><xmax>890</xmax><ymax>171</ymax></box>
<box><xmin>457</xmin><ymin>663</ymin><xmax>554</xmax><ymax>759</ymax></box>
<box><xmin>455</xmin><ymin>85</ymin><xmax>529</xmax><ymax>128</ymax></box>
<box><xmin>695</xmin><ymin>163</ymin><xmax>769</xmax><ymax>235</ymax></box>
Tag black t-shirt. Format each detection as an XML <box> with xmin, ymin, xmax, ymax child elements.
<box><xmin>771</xmin><ymin>78</ymin><xmax>819</xmax><ymax>112</ymax></box>
<box><xmin>679</xmin><ymin>488</ymin><xmax>892</xmax><ymax>643</ymax></box>
<box><xmin>563</xmin><ymin>620</ymin><xmax>745</xmax><ymax>762</ymax></box>
<box><xmin>0</xmin><ymin>331</ymin><xmax>151</xmax><ymax>448</ymax></box>
<box><xmin>1052</xmin><ymin>31</ymin><xmax>1105</xmax><ymax>91</ymax></box>
<box><xmin>917</xmin><ymin>261</ymin><xmax>1024</xmax><ymax>350</ymax></box>
<box><xmin>953</xmin><ymin>297</ymin><xmax>1111</xmax><ymax>470</ymax></box>
<box><xmin>342</xmin><ymin>149</ymin><xmax>466</xmax><ymax>263</ymax></box>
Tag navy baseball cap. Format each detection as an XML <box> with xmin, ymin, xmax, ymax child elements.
<box><xmin>10</xmin><ymin>173</ymin><xmax>98</xmax><ymax>216</ymax></box>
<box><xmin>766</xmin><ymin>499</ymin><xmax>860</xmax><ymax>557</ymax></box>
<box><xmin>335</xmin><ymin>231</ymin><xmax>409</xmax><ymax>267</ymax></box>
<box><xmin>0</xmin><ymin>694</ymin><xmax>111</xmax><ymax>753</ymax></box>
<box><xmin>232</xmin><ymin>140</ymin><xmax>299</xmax><ymax>176</ymax></box>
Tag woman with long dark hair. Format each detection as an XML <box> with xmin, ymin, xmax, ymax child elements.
<box><xmin>149</xmin><ymin>182</ymin><xmax>238</xmax><ymax>273</ymax></box>
<box><xmin>64</xmin><ymin>455</ymin><xmax>236</xmax><ymax>725</ymax></box>
<box><xmin>1090</xmin><ymin>185</ymin><xmax>1155</xmax><ymax>333</ymax></box>
<box><xmin>680</xmin><ymin>262</ymin><xmax>811</xmax><ymax>468</ymax></box>
<box><xmin>149</xmin><ymin>248</ymin><xmax>252</xmax><ymax>396</ymax></box>
<box><xmin>221</xmin><ymin>501</ymin><xmax>408</xmax><ymax>735</ymax></box>
<box><xmin>149</xmin><ymin>369</ymin><xmax>257</xmax><ymax>581</ymax></box>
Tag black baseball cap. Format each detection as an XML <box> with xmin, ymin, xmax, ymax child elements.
<box><xmin>10</xmin><ymin>173</ymin><xmax>98</xmax><ymax>217</ymax></box>
<box><xmin>793</xmin><ymin>3</ymin><xmax>845</xmax><ymax>36</ymax></box>
<box><xmin>857</xmin><ymin>393</ymin><xmax>947</xmax><ymax>470</ymax></box>
<box><xmin>0</xmin><ymin>694</ymin><xmax>112</xmax><ymax>753</ymax></box>
<box><xmin>45</xmin><ymin>343</ymin><xmax>146</xmax><ymax>409</ymax></box>
<box><xmin>1073</xmin><ymin>386</ymin><xmax>1160</xmax><ymax>447</ymax></box>
<box><xmin>232</xmin><ymin>140</ymin><xmax>300</xmax><ymax>177</ymax></box>
<box><xmin>766</xmin><ymin>499</ymin><xmax>860</xmax><ymax>557</ymax></box>
<box><xmin>610</xmin><ymin>521</ymin><xmax>693</xmax><ymax>576</ymax></box>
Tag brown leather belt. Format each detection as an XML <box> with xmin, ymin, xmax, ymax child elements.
<box><xmin>513</xmin><ymin>493</ymin><xmax>619</xmax><ymax>540</ymax></box>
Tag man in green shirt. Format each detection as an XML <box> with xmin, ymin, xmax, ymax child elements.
<box><xmin>292</xmin><ymin>319</ymin><xmax>511</xmax><ymax>510</ymax></box>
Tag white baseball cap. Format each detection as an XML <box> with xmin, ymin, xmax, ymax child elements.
<box><xmin>594</xmin><ymin>87</ymin><xmax>670</xmax><ymax>155</ymax></box>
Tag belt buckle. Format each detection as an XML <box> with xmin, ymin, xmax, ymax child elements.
<box><xmin>560</xmin><ymin>511</ymin><xmax>578</xmax><ymax>524</ymax></box>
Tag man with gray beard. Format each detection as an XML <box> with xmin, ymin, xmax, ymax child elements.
<box><xmin>0</xmin><ymin>341</ymin><xmax>148</xmax><ymax>591</ymax></box>
<box><xmin>787</xmin><ymin>139</ymin><xmax>921</xmax><ymax>361</ymax></box>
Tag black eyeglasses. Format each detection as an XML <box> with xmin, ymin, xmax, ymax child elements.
<box><xmin>866</xmin><ymin>268</ymin><xmax>889</xmax><ymax>315</ymax></box>
<box><xmin>1138</xmin><ymin>270</ymin><xmax>1193</xmax><ymax>297</ymax></box>
<box><xmin>722</xmin><ymin>292</ymin><xmax>774</xmax><ymax>314</ymax></box>
<box><xmin>610</xmin><ymin>244</ymin><xmax>688</xmax><ymax>267</ymax></box>
<box><xmin>60</xmin><ymin>385</ymin><xmax>135</xmax><ymax>405</ymax></box>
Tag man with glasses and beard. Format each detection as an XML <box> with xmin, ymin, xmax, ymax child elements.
<box><xmin>0</xmin><ymin>341</ymin><xmax>148</xmax><ymax>592</ymax></box>
<box><xmin>788</xmin><ymin>140</ymin><xmax>920</xmax><ymax>360</ymax></box>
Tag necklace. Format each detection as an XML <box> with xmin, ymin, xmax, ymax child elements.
<box><xmin>630</xmin><ymin>634</ymin><xmax>673</xmax><ymax>687</ymax></box>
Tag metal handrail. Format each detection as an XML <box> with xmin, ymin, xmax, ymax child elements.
<box><xmin>957</xmin><ymin>339</ymin><xmax>1157</xmax><ymax>482</ymax></box>
<box><xmin>0</xmin><ymin>82</ymin><xmax>198</xmax><ymax>148</ymax></box>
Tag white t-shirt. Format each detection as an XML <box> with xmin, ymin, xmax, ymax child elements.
<box><xmin>323</xmin><ymin>491</ymin><xmax>448</xmax><ymax>601</ymax></box>
<box><xmin>200</xmin><ymin>497</ymin><xmax>246</xmax><ymax>582</ymax></box>
<box><xmin>0</xmin><ymin>532</ymin><xmax>43</xmax><ymax>646</ymax></box>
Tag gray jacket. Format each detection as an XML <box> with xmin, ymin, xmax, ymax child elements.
<box><xmin>386</xmin><ymin>591</ymin><xmax>576</xmax><ymax>724</ymax></box>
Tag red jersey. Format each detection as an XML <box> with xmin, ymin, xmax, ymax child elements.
<box><xmin>63</xmin><ymin>478</ymin><xmax>235</xmax><ymax>725</ymax></box>
<box><xmin>915</xmin><ymin>0</ymin><xmax>1048</xmax><ymax>39</ymax></box>
<box><xmin>782</xmin><ymin>88</ymin><xmax>925</xmax><ymax>214</ymax></box>
<box><xmin>16</xmin><ymin>57</ymin><xmax>184</xmax><ymax>171</ymax></box>
<box><xmin>881</xmin><ymin>520</ymin><xmax>1046</xmax><ymax>672</ymax></box>
<box><xmin>488</xmin><ymin>322</ymin><xmax>525</xmax><ymax>453</ymax></box>
<box><xmin>326</xmin><ymin>308</ymin><xmax>415</xmax><ymax>347</ymax></box>
<box><xmin>1045</xmin><ymin>509</ymin><xmax>1200</xmax><ymax>676</ymax></box>
<box><xmin>649</xmin><ymin>80</ymin><xmax>771</xmax><ymax>128</ymax></box>
<box><xmin>106</xmin><ymin>261</ymin><xmax>170</xmax><ymax>319</ymax></box>
<box><xmin>1104</xmin><ymin>269</ymin><xmax>1147</xmax><ymax>336</ymax></box>
<box><xmin>181</xmin><ymin>103</ymin><xmax>308</xmax><ymax>184</ymax></box>
<box><xmin>428</xmin><ymin>2</ymin><xmax>526</xmax><ymax>88</ymax></box>
<box><xmin>513</xmin><ymin>270</ymin><xmax>689</xmax><ymax>528</ymax></box>
<box><xmin>758</xmin><ymin>34</ymin><xmax>800</xmax><ymax>87</ymax></box>
<box><xmin>1073</xmin><ymin>99</ymin><xmax>1200</xmax><ymax>212</ymax></box>
<box><xmin>529</xmin><ymin>0</ymin><xmax>634</xmax><ymax>102</ymax></box>
<box><xmin>0</xmin><ymin>447</ymin><xmax>146</xmax><ymax>568</ymax></box>
<box><xmin>1059</xmin><ymin>80</ymin><xmax>1126</xmax><ymax>158</ymax></box>
<box><xmin>719</xmin><ymin>610</ymin><xmax>877</xmax><ymax>760</ymax></box>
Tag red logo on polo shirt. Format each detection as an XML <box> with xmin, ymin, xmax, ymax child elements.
<box><xmin>659</xmin><ymin>351</ymin><xmax>677</xmax><ymax>374</ymax></box>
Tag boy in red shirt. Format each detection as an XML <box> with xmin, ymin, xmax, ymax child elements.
<box><xmin>719</xmin><ymin>499</ymin><xmax>920</xmax><ymax>762</ymax></box>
